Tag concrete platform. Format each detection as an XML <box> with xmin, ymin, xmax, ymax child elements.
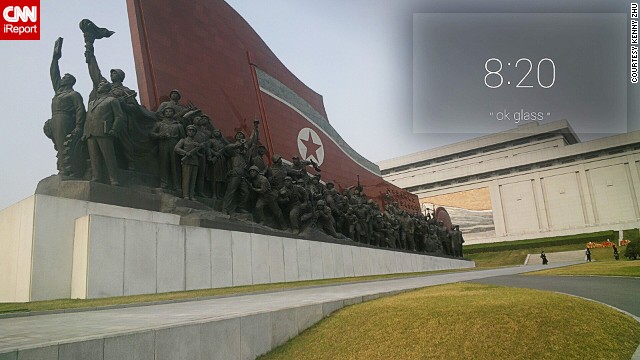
<box><xmin>0</xmin><ymin>195</ymin><xmax>179</xmax><ymax>302</ymax></box>
<box><xmin>1</xmin><ymin>195</ymin><xmax>474</xmax><ymax>303</ymax></box>
<box><xmin>0</xmin><ymin>263</ymin><xmax>573</xmax><ymax>360</ymax></box>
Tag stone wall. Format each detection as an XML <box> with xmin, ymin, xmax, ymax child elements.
<box><xmin>1</xmin><ymin>195</ymin><xmax>474</xmax><ymax>303</ymax></box>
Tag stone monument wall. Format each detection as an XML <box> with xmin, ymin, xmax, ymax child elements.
<box><xmin>1</xmin><ymin>195</ymin><xmax>474</xmax><ymax>303</ymax></box>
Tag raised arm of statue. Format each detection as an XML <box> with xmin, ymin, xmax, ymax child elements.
<box><xmin>223</xmin><ymin>141</ymin><xmax>243</xmax><ymax>156</ymax></box>
<box><xmin>79</xmin><ymin>19</ymin><xmax>113</xmax><ymax>90</ymax></box>
<box><xmin>84</xmin><ymin>41</ymin><xmax>106</xmax><ymax>90</ymax></box>
<box><xmin>247</xmin><ymin>118</ymin><xmax>260</xmax><ymax>148</ymax></box>
<box><xmin>50</xmin><ymin>37</ymin><xmax>63</xmax><ymax>92</ymax></box>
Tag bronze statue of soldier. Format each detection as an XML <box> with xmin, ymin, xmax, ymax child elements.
<box><xmin>383</xmin><ymin>218</ymin><xmax>397</xmax><ymax>249</ymax></box>
<box><xmin>371</xmin><ymin>213</ymin><xmax>385</xmax><ymax>247</ymax></box>
<box><xmin>192</xmin><ymin>116</ymin><xmax>211</xmax><ymax>197</ymax></box>
<box><xmin>156</xmin><ymin>90</ymin><xmax>186</xmax><ymax>121</ymax></box>
<box><xmin>150</xmin><ymin>107</ymin><xmax>184</xmax><ymax>191</ymax></box>
<box><xmin>307</xmin><ymin>175</ymin><xmax>324</xmax><ymax>205</ymax></box>
<box><xmin>399</xmin><ymin>211</ymin><xmax>416</xmax><ymax>251</ymax></box>
<box><xmin>346</xmin><ymin>208</ymin><xmax>360</xmax><ymax>242</ymax></box>
<box><xmin>335</xmin><ymin>195</ymin><xmax>351</xmax><ymax>237</ymax></box>
<box><xmin>82</xmin><ymin>80</ymin><xmax>123</xmax><ymax>186</ymax></box>
<box><xmin>247</xmin><ymin>165</ymin><xmax>286</xmax><ymax>229</ymax></box>
<box><xmin>267</xmin><ymin>154</ymin><xmax>297</xmax><ymax>192</ymax></box>
<box><xmin>290</xmin><ymin>156</ymin><xmax>320</xmax><ymax>181</ymax></box>
<box><xmin>45</xmin><ymin>37</ymin><xmax>86</xmax><ymax>177</ymax></box>
<box><xmin>436</xmin><ymin>220</ymin><xmax>452</xmax><ymax>255</ymax></box>
<box><xmin>425</xmin><ymin>224</ymin><xmax>442</xmax><ymax>253</ymax></box>
<box><xmin>296</xmin><ymin>179</ymin><xmax>316</xmax><ymax>232</ymax></box>
<box><xmin>451</xmin><ymin>225</ymin><xmax>465</xmax><ymax>257</ymax></box>
<box><xmin>414</xmin><ymin>217</ymin><xmax>428</xmax><ymax>252</ymax></box>
<box><xmin>250</xmin><ymin>145</ymin><xmax>268</xmax><ymax>174</ymax></box>
<box><xmin>80</xmin><ymin>19</ymin><xmax>156</xmax><ymax>171</ymax></box>
<box><xmin>208</xmin><ymin>128</ymin><xmax>229</xmax><ymax>203</ymax></box>
<box><xmin>353</xmin><ymin>202</ymin><xmax>369</xmax><ymax>244</ymax></box>
<box><xmin>277</xmin><ymin>176</ymin><xmax>308</xmax><ymax>234</ymax></box>
<box><xmin>174</xmin><ymin>125</ymin><xmax>202</xmax><ymax>200</ymax></box>
<box><xmin>222</xmin><ymin>119</ymin><xmax>259</xmax><ymax>214</ymax></box>
<box><xmin>313</xmin><ymin>200</ymin><xmax>339</xmax><ymax>237</ymax></box>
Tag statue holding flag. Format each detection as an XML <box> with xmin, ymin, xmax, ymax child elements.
<box><xmin>80</xmin><ymin>19</ymin><xmax>157</xmax><ymax>172</ymax></box>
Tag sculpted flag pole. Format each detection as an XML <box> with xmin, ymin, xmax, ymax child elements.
<box><xmin>247</xmin><ymin>51</ymin><xmax>275</xmax><ymax>165</ymax></box>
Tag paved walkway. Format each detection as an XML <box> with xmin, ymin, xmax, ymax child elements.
<box><xmin>0</xmin><ymin>263</ymin><xmax>572</xmax><ymax>354</ymax></box>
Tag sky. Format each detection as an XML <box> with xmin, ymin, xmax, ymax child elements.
<box><xmin>0</xmin><ymin>0</ymin><xmax>636</xmax><ymax>209</ymax></box>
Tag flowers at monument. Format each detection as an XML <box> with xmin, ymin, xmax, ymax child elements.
<box><xmin>587</xmin><ymin>240</ymin><xmax>628</xmax><ymax>249</ymax></box>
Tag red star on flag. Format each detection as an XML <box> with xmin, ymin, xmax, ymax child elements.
<box><xmin>301</xmin><ymin>131</ymin><xmax>322</xmax><ymax>160</ymax></box>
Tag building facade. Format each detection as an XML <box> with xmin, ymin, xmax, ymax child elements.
<box><xmin>379</xmin><ymin>120</ymin><xmax>640</xmax><ymax>244</ymax></box>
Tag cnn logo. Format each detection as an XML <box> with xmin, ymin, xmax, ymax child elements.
<box><xmin>1</xmin><ymin>1</ymin><xmax>40</xmax><ymax>40</ymax></box>
<box><xmin>3</xmin><ymin>6</ymin><xmax>37</xmax><ymax>22</ymax></box>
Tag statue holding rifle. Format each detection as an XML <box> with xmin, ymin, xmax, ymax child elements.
<box><xmin>174</xmin><ymin>125</ymin><xmax>203</xmax><ymax>200</ymax></box>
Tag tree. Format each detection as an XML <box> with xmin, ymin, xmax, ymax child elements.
<box><xmin>624</xmin><ymin>239</ymin><xmax>639</xmax><ymax>260</ymax></box>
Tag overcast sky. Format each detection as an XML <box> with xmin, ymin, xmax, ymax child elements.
<box><xmin>0</xmin><ymin>0</ymin><xmax>635</xmax><ymax>209</ymax></box>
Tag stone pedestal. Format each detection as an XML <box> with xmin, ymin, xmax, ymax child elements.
<box><xmin>0</xmin><ymin>193</ymin><xmax>475</xmax><ymax>303</ymax></box>
<box><xmin>0</xmin><ymin>195</ymin><xmax>179</xmax><ymax>302</ymax></box>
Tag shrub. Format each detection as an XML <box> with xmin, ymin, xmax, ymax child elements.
<box><xmin>622</xmin><ymin>229</ymin><xmax>640</xmax><ymax>242</ymax></box>
<box><xmin>624</xmin><ymin>240</ymin><xmax>639</xmax><ymax>260</ymax></box>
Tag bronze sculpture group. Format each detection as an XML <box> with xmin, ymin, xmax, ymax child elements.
<box><xmin>43</xmin><ymin>20</ymin><xmax>464</xmax><ymax>257</ymax></box>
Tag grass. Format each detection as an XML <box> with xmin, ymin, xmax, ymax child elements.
<box><xmin>528</xmin><ymin>260</ymin><xmax>640</xmax><ymax>277</ymax></box>
<box><xmin>259</xmin><ymin>283</ymin><xmax>640</xmax><ymax>360</ymax></box>
<box><xmin>527</xmin><ymin>247</ymin><xmax>640</xmax><ymax>277</ymax></box>
<box><xmin>0</xmin><ymin>269</ymin><xmax>465</xmax><ymax>315</ymax></box>
<box><xmin>466</xmin><ymin>242</ymin><xmax>589</xmax><ymax>268</ymax></box>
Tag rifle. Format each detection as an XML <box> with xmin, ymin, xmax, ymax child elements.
<box><xmin>180</xmin><ymin>143</ymin><xmax>203</xmax><ymax>164</ymax></box>
<box><xmin>309</xmin><ymin>158</ymin><xmax>321</xmax><ymax>172</ymax></box>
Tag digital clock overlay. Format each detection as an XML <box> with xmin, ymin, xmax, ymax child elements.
<box><xmin>413</xmin><ymin>12</ymin><xmax>631</xmax><ymax>136</ymax></box>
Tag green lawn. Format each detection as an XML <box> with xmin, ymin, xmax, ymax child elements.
<box><xmin>260</xmin><ymin>283</ymin><xmax>640</xmax><ymax>360</ymax></box>
<box><xmin>527</xmin><ymin>247</ymin><xmax>640</xmax><ymax>277</ymax></box>
<box><xmin>466</xmin><ymin>242</ymin><xmax>590</xmax><ymax>268</ymax></box>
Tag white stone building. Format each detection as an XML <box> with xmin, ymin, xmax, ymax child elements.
<box><xmin>378</xmin><ymin>120</ymin><xmax>640</xmax><ymax>244</ymax></box>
